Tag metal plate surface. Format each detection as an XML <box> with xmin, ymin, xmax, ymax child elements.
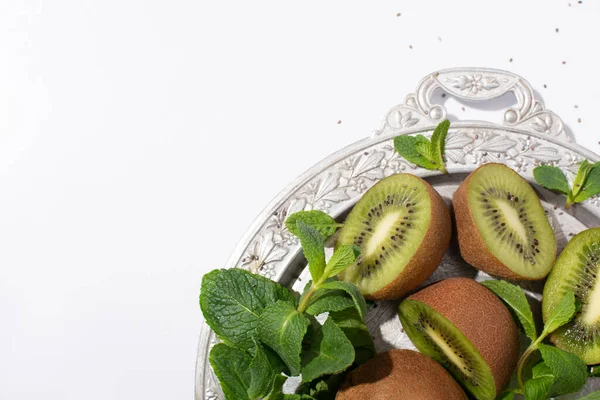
<box><xmin>196</xmin><ymin>68</ymin><xmax>600</xmax><ymax>400</ymax></box>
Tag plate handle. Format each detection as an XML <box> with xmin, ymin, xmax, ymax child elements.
<box><xmin>377</xmin><ymin>67</ymin><xmax>573</xmax><ymax>143</ymax></box>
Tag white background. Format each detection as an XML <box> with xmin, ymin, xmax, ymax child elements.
<box><xmin>1</xmin><ymin>1</ymin><xmax>599</xmax><ymax>399</ymax></box>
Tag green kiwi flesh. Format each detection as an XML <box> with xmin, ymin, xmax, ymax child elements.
<box><xmin>398</xmin><ymin>299</ymin><xmax>496</xmax><ymax>400</ymax></box>
<box><xmin>337</xmin><ymin>174</ymin><xmax>432</xmax><ymax>296</ymax></box>
<box><xmin>542</xmin><ymin>227</ymin><xmax>600</xmax><ymax>365</ymax></box>
<box><xmin>466</xmin><ymin>163</ymin><xmax>556</xmax><ymax>278</ymax></box>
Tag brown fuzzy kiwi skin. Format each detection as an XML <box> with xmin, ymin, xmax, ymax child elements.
<box><xmin>365</xmin><ymin>175</ymin><xmax>452</xmax><ymax>301</ymax></box>
<box><xmin>408</xmin><ymin>278</ymin><xmax>520</xmax><ymax>396</ymax></box>
<box><xmin>336</xmin><ymin>349</ymin><xmax>467</xmax><ymax>400</ymax></box>
<box><xmin>453</xmin><ymin>163</ymin><xmax>550</xmax><ymax>280</ymax></box>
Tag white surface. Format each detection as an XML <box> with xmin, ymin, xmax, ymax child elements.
<box><xmin>1</xmin><ymin>1</ymin><xmax>598</xmax><ymax>399</ymax></box>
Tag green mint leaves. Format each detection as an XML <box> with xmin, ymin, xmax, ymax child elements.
<box><xmin>532</xmin><ymin>166</ymin><xmax>571</xmax><ymax>194</ymax></box>
<box><xmin>291</xmin><ymin>218</ymin><xmax>359</xmax><ymax>288</ymax></box>
<box><xmin>248</xmin><ymin>342</ymin><xmax>281</xmax><ymax>399</ymax></box>
<box><xmin>482</xmin><ymin>280</ymin><xmax>537</xmax><ymax>342</ymax></box>
<box><xmin>258</xmin><ymin>301</ymin><xmax>311</xmax><ymax>376</ymax></box>
<box><xmin>291</xmin><ymin>220</ymin><xmax>358</xmax><ymax>285</ymax></box>
<box><xmin>210</xmin><ymin>342</ymin><xmax>288</xmax><ymax>400</ymax></box>
<box><xmin>209</xmin><ymin>344</ymin><xmax>252</xmax><ymax>400</ymax></box>
<box><xmin>534</xmin><ymin>160</ymin><xmax>600</xmax><ymax>209</ymax></box>
<box><xmin>484</xmin><ymin>280</ymin><xmax>587</xmax><ymax>399</ymax></box>
<box><xmin>524</xmin><ymin>362</ymin><xmax>554</xmax><ymax>400</ymax></box>
<box><xmin>329</xmin><ymin>308</ymin><xmax>375</xmax><ymax>365</ymax></box>
<box><xmin>301</xmin><ymin>318</ymin><xmax>355</xmax><ymax>382</ymax></box>
<box><xmin>319</xmin><ymin>280</ymin><xmax>367</xmax><ymax>318</ymax></box>
<box><xmin>295</xmin><ymin>221</ymin><xmax>327</xmax><ymax>282</ymax></box>
<box><xmin>285</xmin><ymin>210</ymin><xmax>342</xmax><ymax>239</ymax></box>
<box><xmin>393</xmin><ymin>119</ymin><xmax>450</xmax><ymax>174</ymax></box>
<box><xmin>323</xmin><ymin>245</ymin><xmax>360</xmax><ymax>279</ymax></box>
<box><xmin>200</xmin><ymin>268</ymin><xmax>295</xmax><ymax>351</ymax></box>
<box><xmin>200</xmin><ymin>208</ymin><xmax>373</xmax><ymax>400</ymax></box>
<box><xmin>537</xmin><ymin>344</ymin><xmax>588</xmax><ymax>397</ymax></box>
<box><xmin>539</xmin><ymin>291</ymin><xmax>576</xmax><ymax>338</ymax></box>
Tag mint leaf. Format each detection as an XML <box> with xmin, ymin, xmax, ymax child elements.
<box><xmin>305</xmin><ymin>289</ymin><xmax>355</xmax><ymax>316</ymax></box>
<box><xmin>286</xmin><ymin>211</ymin><xmax>340</xmax><ymax>239</ymax></box>
<box><xmin>524</xmin><ymin>362</ymin><xmax>554</xmax><ymax>400</ymax></box>
<box><xmin>541</xmin><ymin>292</ymin><xmax>577</xmax><ymax>338</ymax></box>
<box><xmin>573</xmin><ymin>160</ymin><xmax>594</xmax><ymax>198</ymax></box>
<box><xmin>320</xmin><ymin>280</ymin><xmax>367</xmax><ymax>319</ymax></box>
<box><xmin>580</xmin><ymin>391</ymin><xmax>600</xmax><ymax>400</ymax></box>
<box><xmin>533</xmin><ymin>165</ymin><xmax>570</xmax><ymax>195</ymax></box>
<box><xmin>329</xmin><ymin>307</ymin><xmax>375</xmax><ymax>364</ymax></box>
<box><xmin>200</xmin><ymin>269</ymin><xmax>295</xmax><ymax>351</ymax></box>
<box><xmin>532</xmin><ymin>361</ymin><xmax>554</xmax><ymax>379</ymax></box>
<box><xmin>525</xmin><ymin>376</ymin><xmax>554</xmax><ymax>400</ymax></box>
<box><xmin>296</xmin><ymin>222</ymin><xmax>327</xmax><ymax>282</ymax></box>
<box><xmin>431</xmin><ymin>119</ymin><xmax>450</xmax><ymax>172</ymax></box>
<box><xmin>248</xmin><ymin>342</ymin><xmax>280</xmax><ymax>399</ymax></box>
<box><xmin>414</xmin><ymin>137</ymin><xmax>434</xmax><ymax>160</ymax></box>
<box><xmin>393</xmin><ymin>135</ymin><xmax>437</xmax><ymax>170</ymax></box>
<box><xmin>394</xmin><ymin>121</ymin><xmax>451</xmax><ymax>173</ymax></box>
<box><xmin>575</xmin><ymin>164</ymin><xmax>600</xmax><ymax>202</ymax></box>
<box><xmin>323</xmin><ymin>245</ymin><xmax>360</xmax><ymax>278</ymax></box>
<box><xmin>258</xmin><ymin>300</ymin><xmax>310</xmax><ymax>376</ymax></box>
<box><xmin>301</xmin><ymin>318</ymin><xmax>355</xmax><ymax>382</ymax></box>
<box><xmin>482</xmin><ymin>280</ymin><xmax>537</xmax><ymax>341</ymax></box>
<box><xmin>209</xmin><ymin>344</ymin><xmax>252</xmax><ymax>400</ymax></box>
<box><xmin>538</xmin><ymin>343</ymin><xmax>587</xmax><ymax>396</ymax></box>
<box><xmin>263</xmin><ymin>374</ymin><xmax>287</xmax><ymax>400</ymax></box>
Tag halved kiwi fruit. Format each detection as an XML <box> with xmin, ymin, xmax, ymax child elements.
<box><xmin>542</xmin><ymin>227</ymin><xmax>600</xmax><ymax>365</ymax></box>
<box><xmin>398</xmin><ymin>278</ymin><xmax>519</xmax><ymax>400</ymax></box>
<box><xmin>337</xmin><ymin>349</ymin><xmax>467</xmax><ymax>400</ymax></box>
<box><xmin>453</xmin><ymin>163</ymin><xmax>556</xmax><ymax>280</ymax></box>
<box><xmin>336</xmin><ymin>173</ymin><xmax>451</xmax><ymax>300</ymax></box>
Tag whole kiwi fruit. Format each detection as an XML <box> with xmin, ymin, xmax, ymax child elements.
<box><xmin>336</xmin><ymin>173</ymin><xmax>451</xmax><ymax>300</ymax></box>
<box><xmin>453</xmin><ymin>163</ymin><xmax>556</xmax><ymax>280</ymax></box>
<box><xmin>336</xmin><ymin>349</ymin><xmax>467</xmax><ymax>400</ymax></box>
<box><xmin>543</xmin><ymin>227</ymin><xmax>600</xmax><ymax>365</ymax></box>
<box><xmin>398</xmin><ymin>278</ymin><xmax>519</xmax><ymax>400</ymax></box>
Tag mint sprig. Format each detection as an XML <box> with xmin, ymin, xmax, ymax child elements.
<box><xmin>484</xmin><ymin>280</ymin><xmax>588</xmax><ymax>398</ymax></box>
<box><xmin>393</xmin><ymin>119</ymin><xmax>450</xmax><ymax>174</ymax></box>
<box><xmin>534</xmin><ymin>160</ymin><xmax>600</xmax><ymax>209</ymax></box>
<box><xmin>200</xmin><ymin>212</ymin><xmax>373</xmax><ymax>400</ymax></box>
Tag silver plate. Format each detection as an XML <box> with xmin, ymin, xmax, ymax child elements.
<box><xmin>196</xmin><ymin>68</ymin><xmax>600</xmax><ymax>400</ymax></box>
